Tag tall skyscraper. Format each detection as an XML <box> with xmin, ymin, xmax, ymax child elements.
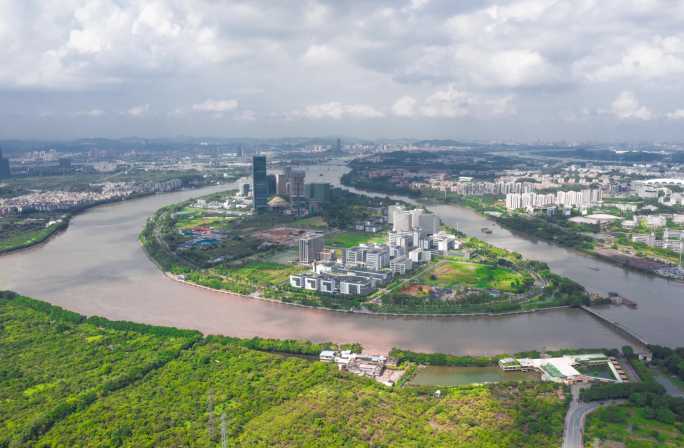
<box><xmin>299</xmin><ymin>235</ymin><xmax>324</xmax><ymax>264</ymax></box>
<box><xmin>276</xmin><ymin>167</ymin><xmax>306</xmax><ymax>197</ymax></box>
<box><xmin>290</xmin><ymin>170</ymin><xmax>305</xmax><ymax>197</ymax></box>
<box><xmin>0</xmin><ymin>148</ymin><xmax>10</xmax><ymax>179</ymax></box>
<box><xmin>267</xmin><ymin>174</ymin><xmax>277</xmax><ymax>195</ymax></box>
<box><xmin>251</xmin><ymin>155</ymin><xmax>268</xmax><ymax>211</ymax></box>
<box><xmin>304</xmin><ymin>183</ymin><xmax>332</xmax><ymax>202</ymax></box>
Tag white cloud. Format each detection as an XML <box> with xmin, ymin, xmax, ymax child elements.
<box><xmin>417</xmin><ymin>85</ymin><xmax>515</xmax><ymax>118</ymax></box>
<box><xmin>192</xmin><ymin>99</ymin><xmax>240</xmax><ymax>113</ymax></box>
<box><xmin>127</xmin><ymin>104</ymin><xmax>150</xmax><ymax>117</ymax></box>
<box><xmin>610</xmin><ymin>91</ymin><xmax>653</xmax><ymax>120</ymax></box>
<box><xmin>75</xmin><ymin>109</ymin><xmax>105</xmax><ymax>117</ymax></box>
<box><xmin>392</xmin><ymin>96</ymin><xmax>417</xmax><ymax>117</ymax></box>
<box><xmin>301</xmin><ymin>45</ymin><xmax>342</xmax><ymax>65</ymax></box>
<box><xmin>421</xmin><ymin>87</ymin><xmax>471</xmax><ymax>118</ymax></box>
<box><xmin>666</xmin><ymin>109</ymin><xmax>684</xmax><ymax>120</ymax></box>
<box><xmin>234</xmin><ymin>110</ymin><xmax>257</xmax><ymax>121</ymax></box>
<box><xmin>295</xmin><ymin>102</ymin><xmax>384</xmax><ymax>119</ymax></box>
<box><xmin>586</xmin><ymin>37</ymin><xmax>684</xmax><ymax>82</ymax></box>
<box><xmin>2</xmin><ymin>1</ymin><xmax>684</xmax><ymax>139</ymax></box>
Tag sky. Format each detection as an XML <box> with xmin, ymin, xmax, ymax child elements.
<box><xmin>2</xmin><ymin>0</ymin><xmax>684</xmax><ymax>142</ymax></box>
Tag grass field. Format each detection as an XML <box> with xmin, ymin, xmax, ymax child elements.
<box><xmin>419</xmin><ymin>260</ymin><xmax>528</xmax><ymax>292</ymax></box>
<box><xmin>215</xmin><ymin>261</ymin><xmax>308</xmax><ymax>288</ymax></box>
<box><xmin>325</xmin><ymin>231</ymin><xmax>386</xmax><ymax>248</ymax></box>
<box><xmin>175</xmin><ymin>209</ymin><xmax>233</xmax><ymax>229</ymax></box>
<box><xmin>0</xmin><ymin>224</ymin><xmax>59</xmax><ymax>252</ymax></box>
<box><xmin>290</xmin><ymin>216</ymin><xmax>328</xmax><ymax>229</ymax></box>
<box><xmin>585</xmin><ymin>404</ymin><xmax>684</xmax><ymax>447</ymax></box>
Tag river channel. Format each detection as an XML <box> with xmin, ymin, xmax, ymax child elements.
<box><xmin>0</xmin><ymin>162</ymin><xmax>680</xmax><ymax>354</ymax></box>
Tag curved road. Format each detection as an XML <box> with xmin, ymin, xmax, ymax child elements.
<box><xmin>563</xmin><ymin>385</ymin><xmax>625</xmax><ymax>448</ymax></box>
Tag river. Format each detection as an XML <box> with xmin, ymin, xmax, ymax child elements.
<box><xmin>0</xmin><ymin>162</ymin><xmax>680</xmax><ymax>354</ymax></box>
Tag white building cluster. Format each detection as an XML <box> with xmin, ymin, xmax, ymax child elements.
<box><xmin>428</xmin><ymin>180</ymin><xmax>538</xmax><ymax>196</ymax></box>
<box><xmin>505</xmin><ymin>189</ymin><xmax>603</xmax><ymax>212</ymax></box>
<box><xmin>289</xmin><ymin>205</ymin><xmax>460</xmax><ymax>296</ymax></box>
<box><xmin>632</xmin><ymin>229</ymin><xmax>683</xmax><ymax>253</ymax></box>
<box><xmin>0</xmin><ymin>179</ymin><xmax>185</xmax><ymax>216</ymax></box>
<box><xmin>498</xmin><ymin>353</ymin><xmax>624</xmax><ymax>385</ymax></box>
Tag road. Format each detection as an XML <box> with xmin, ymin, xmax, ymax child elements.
<box><xmin>562</xmin><ymin>385</ymin><xmax>625</xmax><ymax>448</ymax></box>
<box><xmin>654</xmin><ymin>370</ymin><xmax>684</xmax><ymax>398</ymax></box>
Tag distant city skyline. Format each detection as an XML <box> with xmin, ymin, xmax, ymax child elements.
<box><xmin>2</xmin><ymin>1</ymin><xmax>684</xmax><ymax>141</ymax></box>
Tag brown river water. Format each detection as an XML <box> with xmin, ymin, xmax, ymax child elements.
<box><xmin>1</xmin><ymin>162</ymin><xmax>681</xmax><ymax>354</ymax></box>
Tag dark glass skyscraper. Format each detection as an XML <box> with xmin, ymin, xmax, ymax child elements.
<box><xmin>251</xmin><ymin>155</ymin><xmax>268</xmax><ymax>211</ymax></box>
<box><xmin>0</xmin><ymin>148</ymin><xmax>10</xmax><ymax>179</ymax></box>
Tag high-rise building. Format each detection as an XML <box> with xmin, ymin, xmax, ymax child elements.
<box><xmin>388</xmin><ymin>205</ymin><xmax>404</xmax><ymax>224</ymax></box>
<box><xmin>418</xmin><ymin>214</ymin><xmax>440</xmax><ymax>236</ymax></box>
<box><xmin>289</xmin><ymin>170</ymin><xmax>305</xmax><ymax>197</ymax></box>
<box><xmin>304</xmin><ymin>183</ymin><xmax>332</xmax><ymax>202</ymax></box>
<box><xmin>276</xmin><ymin>167</ymin><xmax>306</xmax><ymax>197</ymax></box>
<box><xmin>393</xmin><ymin>211</ymin><xmax>412</xmax><ymax>232</ymax></box>
<box><xmin>0</xmin><ymin>148</ymin><xmax>10</xmax><ymax>179</ymax></box>
<box><xmin>299</xmin><ymin>235</ymin><xmax>325</xmax><ymax>264</ymax></box>
<box><xmin>276</xmin><ymin>171</ymin><xmax>288</xmax><ymax>195</ymax></box>
<box><xmin>267</xmin><ymin>174</ymin><xmax>277</xmax><ymax>195</ymax></box>
<box><xmin>251</xmin><ymin>155</ymin><xmax>269</xmax><ymax>211</ymax></box>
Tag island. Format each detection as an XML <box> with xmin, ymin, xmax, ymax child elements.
<box><xmin>141</xmin><ymin>178</ymin><xmax>593</xmax><ymax>315</ymax></box>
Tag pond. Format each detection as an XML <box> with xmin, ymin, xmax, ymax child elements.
<box><xmin>409</xmin><ymin>365</ymin><xmax>539</xmax><ymax>386</ymax></box>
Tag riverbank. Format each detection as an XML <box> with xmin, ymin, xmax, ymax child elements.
<box><xmin>0</xmin><ymin>164</ymin><xmax>656</xmax><ymax>354</ymax></box>
<box><xmin>0</xmin><ymin>291</ymin><xmax>568</xmax><ymax>448</ymax></box>
<box><xmin>347</xmin><ymin>174</ymin><xmax>683</xmax><ymax>283</ymax></box>
<box><xmin>0</xmin><ymin>183</ymin><xmax>237</xmax><ymax>257</ymax></box>
<box><xmin>164</xmin><ymin>268</ymin><xmax>577</xmax><ymax>318</ymax></box>
<box><xmin>0</xmin><ymin>217</ymin><xmax>69</xmax><ymax>256</ymax></box>
<box><xmin>140</xmin><ymin>180</ymin><xmax>600</xmax><ymax>317</ymax></box>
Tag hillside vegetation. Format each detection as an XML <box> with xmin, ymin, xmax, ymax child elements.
<box><xmin>0</xmin><ymin>291</ymin><xmax>566</xmax><ymax>447</ymax></box>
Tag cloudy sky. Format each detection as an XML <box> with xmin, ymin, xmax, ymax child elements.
<box><xmin>2</xmin><ymin>0</ymin><xmax>684</xmax><ymax>141</ymax></box>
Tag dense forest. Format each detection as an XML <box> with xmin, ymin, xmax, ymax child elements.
<box><xmin>0</xmin><ymin>291</ymin><xmax>567</xmax><ymax>447</ymax></box>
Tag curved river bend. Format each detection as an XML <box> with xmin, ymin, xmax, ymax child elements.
<box><xmin>0</xmin><ymin>163</ymin><xmax>680</xmax><ymax>354</ymax></box>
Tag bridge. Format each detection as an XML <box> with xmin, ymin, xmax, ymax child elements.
<box><xmin>580</xmin><ymin>306</ymin><xmax>652</xmax><ymax>359</ymax></box>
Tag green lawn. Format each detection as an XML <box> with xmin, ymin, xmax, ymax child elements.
<box><xmin>220</xmin><ymin>261</ymin><xmax>307</xmax><ymax>287</ymax></box>
<box><xmin>187</xmin><ymin>261</ymin><xmax>309</xmax><ymax>294</ymax></box>
<box><xmin>325</xmin><ymin>231</ymin><xmax>386</xmax><ymax>248</ymax></box>
<box><xmin>290</xmin><ymin>216</ymin><xmax>328</xmax><ymax>229</ymax></box>
<box><xmin>0</xmin><ymin>225</ymin><xmax>59</xmax><ymax>252</ymax></box>
<box><xmin>175</xmin><ymin>210</ymin><xmax>233</xmax><ymax>230</ymax></box>
<box><xmin>585</xmin><ymin>404</ymin><xmax>684</xmax><ymax>447</ymax></box>
<box><xmin>419</xmin><ymin>260</ymin><xmax>528</xmax><ymax>292</ymax></box>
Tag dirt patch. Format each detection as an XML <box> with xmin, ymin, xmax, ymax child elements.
<box><xmin>253</xmin><ymin>227</ymin><xmax>309</xmax><ymax>246</ymax></box>
<box><xmin>401</xmin><ymin>284</ymin><xmax>433</xmax><ymax>296</ymax></box>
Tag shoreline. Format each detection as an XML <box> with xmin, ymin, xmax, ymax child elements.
<box><xmin>0</xmin><ymin>182</ymin><xmax>236</xmax><ymax>258</ymax></box>
<box><xmin>138</xmin><ymin>180</ymin><xmax>609</xmax><ymax>319</ymax></box>
<box><xmin>163</xmin><ymin>270</ymin><xmax>576</xmax><ymax>318</ymax></box>
<box><xmin>347</xmin><ymin>180</ymin><xmax>683</xmax><ymax>284</ymax></box>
